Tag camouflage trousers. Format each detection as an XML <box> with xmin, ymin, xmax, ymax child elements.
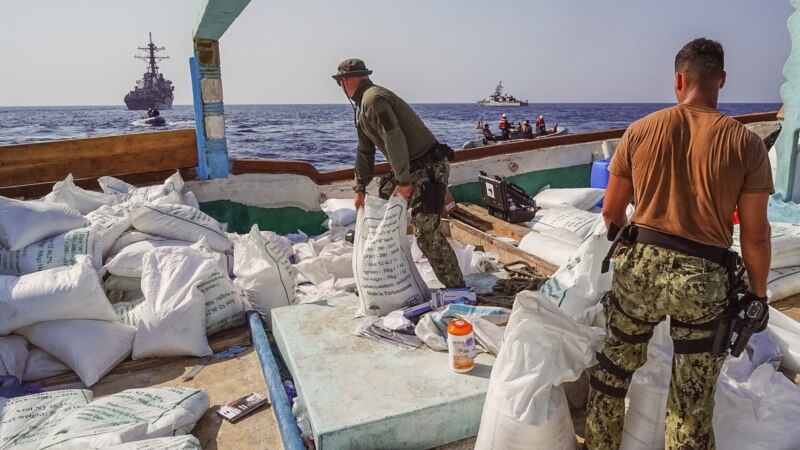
<box><xmin>585</xmin><ymin>242</ymin><xmax>728</xmax><ymax>450</ymax></box>
<box><xmin>379</xmin><ymin>158</ymin><xmax>465</xmax><ymax>288</ymax></box>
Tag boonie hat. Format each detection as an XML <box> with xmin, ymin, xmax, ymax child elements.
<box><xmin>332</xmin><ymin>58</ymin><xmax>373</xmax><ymax>80</ymax></box>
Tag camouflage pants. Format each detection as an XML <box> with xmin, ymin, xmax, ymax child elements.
<box><xmin>585</xmin><ymin>242</ymin><xmax>728</xmax><ymax>450</ymax></box>
<box><xmin>380</xmin><ymin>158</ymin><xmax>465</xmax><ymax>288</ymax></box>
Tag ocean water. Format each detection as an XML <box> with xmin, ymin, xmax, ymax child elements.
<box><xmin>0</xmin><ymin>103</ymin><xmax>779</xmax><ymax>172</ymax></box>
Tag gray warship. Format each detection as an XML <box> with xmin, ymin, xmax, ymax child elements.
<box><xmin>124</xmin><ymin>33</ymin><xmax>175</xmax><ymax>111</ymax></box>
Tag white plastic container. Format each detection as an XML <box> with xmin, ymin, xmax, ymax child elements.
<box><xmin>448</xmin><ymin>319</ymin><xmax>476</xmax><ymax>373</ymax></box>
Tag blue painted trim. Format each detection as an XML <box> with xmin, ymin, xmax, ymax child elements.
<box><xmin>248</xmin><ymin>311</ymin><xmax>306</xmax><ymax>450</ymax></box>
<box><xmin>189</xmin><ymin>55</ymin><xmax>210</xmax><ymax>180</ymax></box>
<box><xmin>205</xmin><ymin>138</ymin><xmax>227</xmax><ymax>152</ymax></box>
<box><xmin>205</xmin><ymin>138</ymin><xmax>229</xmax><ymax>178</ymax></box>
<box><xmin>203</xmin><ymin>102</ymin><xmax>225</xmax><ymax>114</ymax></box>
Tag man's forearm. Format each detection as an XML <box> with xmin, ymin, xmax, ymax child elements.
<box><xmin>741</xmin><ymin>233</ymin><xmax>771</xmax><ymax>297</ymax></box>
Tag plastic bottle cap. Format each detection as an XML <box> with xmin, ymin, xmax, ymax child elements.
<box><xmin>447</xmin><ymin>319</ymin><xmax>473</xmax><ymax>336</ymax></box>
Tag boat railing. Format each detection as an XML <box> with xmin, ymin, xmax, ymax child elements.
<box><xmin>0</xmin><ymin>111</ymin><xmax>777</xmax><ymax>198</ymax></box>
<box><xmin>0</xmin><ymin>129</ymin><xmax>197</xmax><ymax>199</ymax></box>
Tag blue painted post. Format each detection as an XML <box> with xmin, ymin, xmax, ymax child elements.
<box><xmin>248</xmin><ymin>311</ymin><xmax>306</xmax><ymax>450</ymax></box>
<box><xmin>189</xmin><ymin>56</ymin><xmax>210</xmax><ymax>180</ymax></box>
<box><xmin>192</xmin><ymin>38</ymin><xmax>230</xmax><ymax>179</ymax></box>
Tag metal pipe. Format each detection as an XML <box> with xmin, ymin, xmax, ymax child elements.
<box><xmin>248</xmin><ymin>310</ymin><xmax>306</xmax><ymax>450</ymax></box>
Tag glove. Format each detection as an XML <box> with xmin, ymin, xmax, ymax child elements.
<box><xmin>740</xmin><ymin>292</ymin><xmax>769</xmax><ymax>333</ymax></box>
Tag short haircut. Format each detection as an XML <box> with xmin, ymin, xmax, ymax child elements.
<box><xmin>674</xmin><ymin>38</ymin><xmax>725</xmax><ymax>83</ymax></box>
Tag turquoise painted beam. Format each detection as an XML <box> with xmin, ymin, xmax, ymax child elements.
<box><xmin>194</xmin><ymin>0</ymin><xmax>252</xmax><ymax>41</ymax></box>
<box><xmin>768</xmin><ymin>0</ymin><xmax>800</xmax><ymax>222</ymax></box>
<box><xmin>776</xmin><ymin>0</ymin><xmax>800</xmax><ymax>201</ymax></box>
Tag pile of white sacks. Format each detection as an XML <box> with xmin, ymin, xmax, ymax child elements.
<box><xmin>0</xmin><ymin>172</ymin><xmax>295</xmax><ymax>388</ymax></box>
<box><xmin>0</xmin><ymin>386</ymin><xmax>209</xmax><ymax>449</ymax></box>
<box><xmin>520</xmin><ymin>187</ymin><xmax>800</xmax><ymax>303</ymax></box>
<box><xmin>293</xmin><ymin>197</ymin><xmax>498</xmax><ymax>307</ymax></box>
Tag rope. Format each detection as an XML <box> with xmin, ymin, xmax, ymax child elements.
<box><xmin>477</xmin><ymin>261</ymin><xmax>547</xmax><ymax>308</ymax></box>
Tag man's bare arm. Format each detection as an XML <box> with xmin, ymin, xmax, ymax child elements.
<box><xmin>602</xmin><ymin>173</ymin><xmax>634</xmax><ymax>230</ymax></box>
<box><xmin>737</xmin><ymin>192</ymin><xmax>771</xmax><ymax>297</ymax></box>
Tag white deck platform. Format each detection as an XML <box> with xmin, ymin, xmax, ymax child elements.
<box><xmin>272</xmin><ymin>294</ymin><xmax>496</xmax><ymax>449</ymax></box>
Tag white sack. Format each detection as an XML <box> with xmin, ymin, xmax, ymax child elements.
<box><xmin>762</xmin><ymin>265</ymin><xmax>800</xmax><ymax>301</ymax></box>
<box><xmin>42</xmin><ymin>173</ymin><xmax>117</xmax><ymax>214</ymax></box>
<box><xmin>22</xmin><ymin>347</ymin><xmax>71</xmax><ymax>381</ymax></box>
<box><xmin>475</xmin><ymin>291</ymin><xmax>603</xmax><ymax>449</ymax></box>
<box><xmin>353</xmin><ymin>196</ymin><xmax>430</xmax><ymax>317</ymax></box>
<box><xmin>100</xmin><ymin>436</ymin><xmax>202</xmax><ymax>449</ymax></box>
<box><xmin>0</xmin><ymin>196</ymin><xmax>88</xmax><ymax>251</ymax></box>
<box><xmin>104</xmin><ymin>275</ymin><xmax>143</xmax><ymax>292</ymax></box>
<box><xmin>196</xmin><ymin>266</ymin><xmax>246</xmax><ymax>335</ymax></box>
<box><xmin>0</xmin><ymin>335</ymin><xmax>29</xmax><ymax>380</ymax></box>
<box><xmin>766</xmin><ymin>307</ymin><xmax>800</xmax><ymax>372</ymax></box>
<box><xmin>294</xmin><ymin>240</ymin><xmax>354</xmax><ymax>286</ymax></box>
<box><xmin>0</xmin><ymin>256</ymin><xmax>115</xmax><ymax>335</ymax></box>
<box><xmin>233</xmin><ymin>224</ymin><xmax>296</xmax><ymax>321</ymax></box>
<box><xmin>713</xmin><ymin>362</ymin><xmax>800</xmax><ymax>450</ymax></box>
<box><xmin>104</xmin><ymin>237</ymin><xmax>194</xmax><ymax>278</ymax></box>
<box><xmin>98</xmin><ymin>171</ymin><xmax>184</xmax><ymax>203</ymax></box>
<box><xmin>732</xmin><ymin>223</ymin><xmax>800</xmax><ymax>269</ymax></box>
<box><xmin>620</xmin><ymin>322</ymin><xmax>672</xmax><ymax>450</ymax></box>
<box><xmin>518</xmin><ymin>231</ymin><xmax>579</xmax><ymax>267</ymax></box>
<box><xmin>320</xmin><ymin>198</ymin><xmax>358</xmax><ymax>227</ymax></box>
<box><xmin>18</xmin><ymin>319</ymin><xmax>135</xmax><ymax>387</ymax></box>
<box><xmin>182</xmin><ymin>191</ymin><xmax>200</xmax><ymax>210</ymax></box>
<box><xmin>108</xmin><ymin>231</ymin><xmax>158</xmax><ymax>257</ymax></box>
<box><xmin>530</xmin><ymin>206</ymin><xmax>599</xmax><ymax>240</ymax></box>
<box><xmin>0</xmin><ymin>228</ymin><xmax>101</xmax><ymax>276</ymax></box>
<box><xmin>476</xmin><ymin>389</ymin><xmax>575</xmax><ymax>450</ymax></box>
<box><xmin>37</xmin><ymin>387</ymin><xmax>208</xmax><ymax>449</ymax></box>
<box><xmin>85</xmin><ymin>205</ymin><xmax>133</xmax><ymax>259</ymax></box>
<box><xmin>533</xmin><ymin>187</ymin><xmax>605</xmax><ymax>211</ymax></box>
<box><xmin>133</xmin><ymin>247</ymin><xmax>213</xmax><ymax>358</ymax></box>
<box><xmin>114</xmin><ymin>296</ymin><xmax>147</xmax><ymax>327</ymax></box>
<box><xmin>130</xmin><ymin>203</ymin><xmax>231</xmax><ymax>252</ymax></box>
<box><xmin>0</xmin><ymin>389</ymin><xmax>92</xmax><ymax>450</ymax></box>
<box><xmin>539</xmin><ymin>215</ymin><xmax>614</xmax><ymax>317</ymax></box>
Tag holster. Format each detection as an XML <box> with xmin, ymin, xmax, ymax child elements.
<box><xmin>414</xmin><ymin>174</ymin><xmax>446</xmax><ymax>215</ymax></box>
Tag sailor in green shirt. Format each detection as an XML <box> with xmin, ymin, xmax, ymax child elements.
<box><xmin>332</xmin><ymin>58</ymin><xmax>465</xmax><ymax>288</ymax></box>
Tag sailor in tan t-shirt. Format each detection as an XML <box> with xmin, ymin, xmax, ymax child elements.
<box><xmin>585</xmin><ymin>38</ymin><xmax>773</xmax><ymax>450</ymax></box>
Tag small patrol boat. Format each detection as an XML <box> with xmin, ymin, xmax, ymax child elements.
<box><xmin>477</xmin><ymin>82</ymin><xmax>529</xmax><ymax>107</ymax></box>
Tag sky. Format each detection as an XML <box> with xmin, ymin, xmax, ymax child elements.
<box><xmin>0</xmin><ymin>0</ymin><xmax>794</xmax><ymax>106</ymax></box>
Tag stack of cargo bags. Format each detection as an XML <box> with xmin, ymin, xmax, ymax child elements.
<box><xmin>0</xmin><ymin>172</ymin><xmax>295</xmax><ymax>388</ymax></box>
<box><xmin>518</xmin><ymin>187</ymin><xmax>605</xmax><ymax>267</ymax></box>
<box><xmin>731</xmin><ymin>222</ymin><xmax>800</xmax><ymax>301</ymax></box>
<box><xmin>0</xmin><ymin>386</ymin><xmax>209</xmax><ymax>449</ymax></box>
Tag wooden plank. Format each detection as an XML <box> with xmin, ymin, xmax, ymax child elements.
<box><xmin>0</xmin><ymin>168</ymin><xmax>197</xmax><ymax>200</ymax></box>
<box><xmin>455</xmin><ymin>203</ymin><xmax>534</xmax><ymax>242</ymax></box>
<box><xmin>0</xmin><ymin>129</ymin><xmax>197</xmax><ymax>167</ymax></box>
<box><xmin>449</xmin><ymin>219</ymin><xmax>557</xmax><ymax>275</ymax></box>
<box><xmin>36</xmin><ymin>325</ymin><xmax>251</xmax><ymax>387</ymax></box>
<box><xmin>0</xmin><ymin>147</ymin><xmax>198</xmax><ymax>187</ymax></box>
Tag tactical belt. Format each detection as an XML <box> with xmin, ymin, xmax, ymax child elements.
<box><xmin>409</xmin><ymin>142</ymin><xmax>452</xmax><ymax>173</ymax></box>
<box><xmin>634</xmin><ymin>227</ymin><xmax>730</xmax><ymax>267</ymax></box>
